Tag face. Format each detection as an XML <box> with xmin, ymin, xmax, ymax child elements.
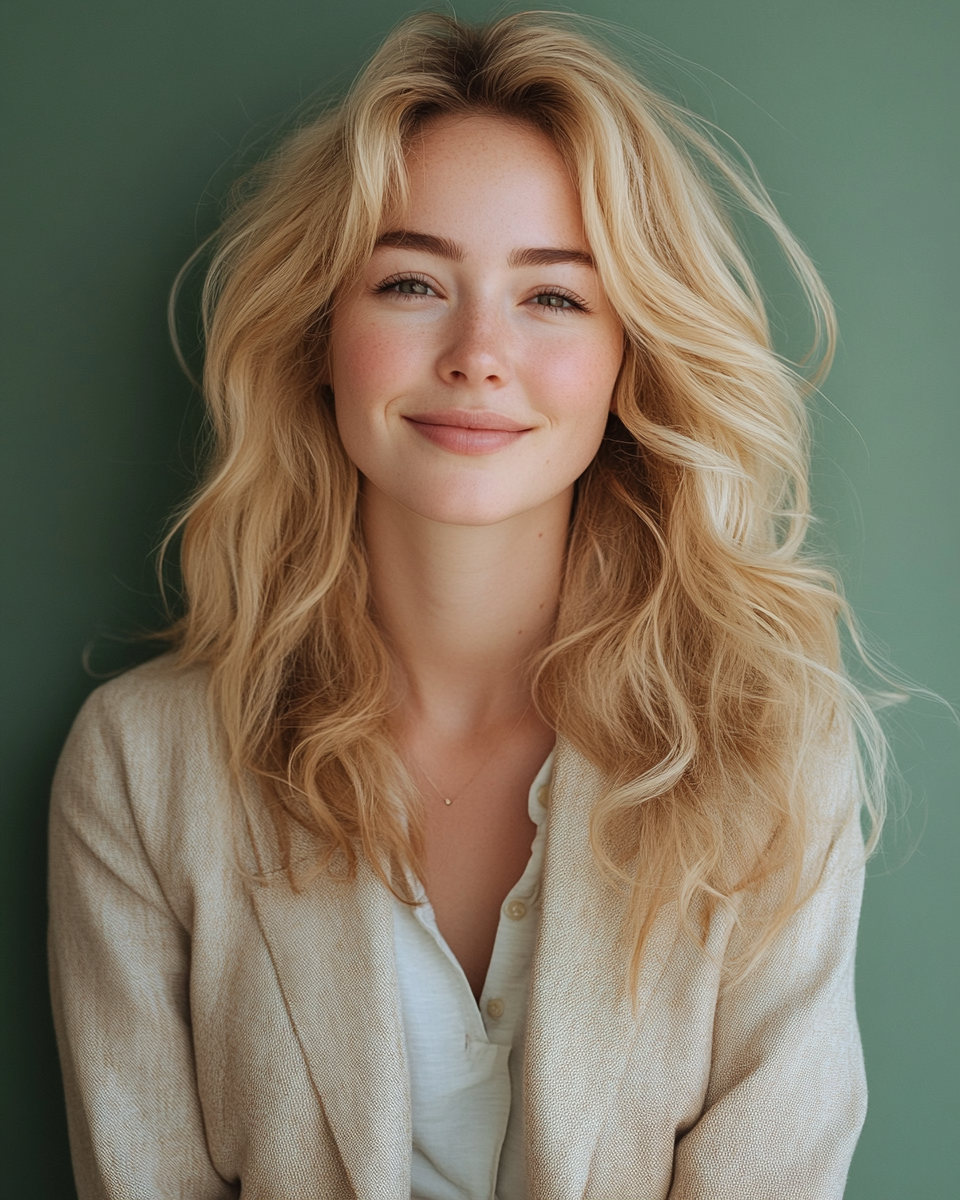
<box><xmin>328</xmin><ymin>113</ymin><xmax>624</xmax><ymax>527</ymax></box>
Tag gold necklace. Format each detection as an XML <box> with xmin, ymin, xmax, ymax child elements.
<box><xmin>410</xmin><ymin>703</ymin><xmax>532</xmax><ymax>807</ymax></box>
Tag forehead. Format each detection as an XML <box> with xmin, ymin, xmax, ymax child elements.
<box><xmin>392</xmin><ymin>112</ymin><xmax>586</xmax><ymax>249</ymax></box>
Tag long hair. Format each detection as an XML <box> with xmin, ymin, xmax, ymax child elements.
<box><xmin>167</xmin><ymin>11</ymin><xmax>886</xmax><ymax>985</ymax></box>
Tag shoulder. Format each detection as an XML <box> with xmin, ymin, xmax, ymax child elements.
<box><xmin>800</xmin><ymin>721</ymin><xmax>865</xmax><ymax>876</ymax></box>
<box><xmin>735</xmin><ymin>724</ymin><xmax>867</xmax><ymax>941</ymax></box>
<box><xmin>57</xmin><ymin>653</ymin><xmax>216</xmax><ymax>783</ymax></box>
<box><xmin>52</xmin><ymin>654</ymin><xmax>238</xmax><ymax>889</ymax></box>
<box><xmin>66</xmin><ymin>651</ymin><xmax>211</xmax><ymax>740</ymax></box>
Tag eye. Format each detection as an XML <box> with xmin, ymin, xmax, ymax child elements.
<box><xmin>375</xmin><ymin>274</ymin><xmax>437</xmax><ymax>297</ymax></box>
<box><xmin>530</xmin><ymin>288</ymin><xmax>588</xmax><ymax>313</ymax></box>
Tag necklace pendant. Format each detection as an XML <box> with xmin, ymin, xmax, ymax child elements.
<box><xmin>444</xmin><ymin>798</ymin><xmax>453</xmax><ymax>806</ymax></box>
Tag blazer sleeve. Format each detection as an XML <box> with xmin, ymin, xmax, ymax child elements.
<box><xmin>48</xmin><ymin>686</ymin><xmax>236</xmax><ymax>1200</ymax></box>
<box><xmin>668</xmin><ymin>764</ymin><xmax>868</xmax><ymax>1200</ymax></box>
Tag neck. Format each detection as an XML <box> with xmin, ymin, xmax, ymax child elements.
<box><xmin>361</xmin><ymin>481</ymin><xmax>571</xmax><ymax>736</ymax></box>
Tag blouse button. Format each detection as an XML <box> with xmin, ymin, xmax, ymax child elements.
<box><xmin>505</xmin><ymin>899</ymin><xmax>527</xmax><ymax>921</ymax></box>
<box><xmin>486</xmin><ymin>997</ymin><xmax>505</xmax><ymax>1020</ymax></box>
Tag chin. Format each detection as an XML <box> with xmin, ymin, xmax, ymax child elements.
<box><xmin>397</xmin><ymin>480</ymin><xmax>550</xmax><ymax>528</ymax></box>
<box><xmin>407</xmin><ymin>498</ymin><xmax>527</xmax><ymax>528</ymax></box>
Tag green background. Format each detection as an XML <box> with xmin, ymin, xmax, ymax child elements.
<box><xmin>2</xmin><ymin>1</ymin><xmax>957</xmax><ymax>1194</ymax></box>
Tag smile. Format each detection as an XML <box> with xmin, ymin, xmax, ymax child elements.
<box><xmin>403</xmin><ymin>409</ymin><xmax>533</xmax><ymax>456</ymax></box>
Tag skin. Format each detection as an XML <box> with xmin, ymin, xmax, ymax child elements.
<box><xmin>329</xmin><ymin>113</ymin><xmax>624</xmax><ymax>996</ymax></box>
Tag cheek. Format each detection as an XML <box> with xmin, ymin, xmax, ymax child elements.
<box><xmin>331</xmin><ymin>321</ymin><xmax>413</xmax><ymax>406</ymax></box>
<box><xmin>530</xmin><ymin>335</ymin><xmax>621</xmax><ymax>426</ymax></box>
<box><xmin>538</xmin><ymin>338</ymin><xmax>621</xmax><ymax>480</ymax></box>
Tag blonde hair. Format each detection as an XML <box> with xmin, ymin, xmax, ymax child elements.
<box><xmin>168</xmin><ymin>11</ymin><xmax>885</xmax><ymax>984</ymax></box>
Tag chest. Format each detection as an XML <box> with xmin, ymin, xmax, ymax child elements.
<box><xmin>419</xmin><ymin>739</ymin><xmax>552</xmax><ymax>996</ymax></box>
<box><xmin>391</xmin><ymin>842</ymin><xmax>545</xmax><ymax>1200</ymax></box>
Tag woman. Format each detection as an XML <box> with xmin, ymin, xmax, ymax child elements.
<box><xmin>48</xmin><ymin>12</ymin><xmax>884</xmax><ymax>1199</ymax></box>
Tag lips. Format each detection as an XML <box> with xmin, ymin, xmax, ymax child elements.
<box><xmin>402</xmin><ymin>408</ymin><xmax>533</xmax><ymax>455</ymax></box>
<box><xmin>404</xmin><ymin>408</ymin><xmax>532</xmax><ymax>432</ymax></box>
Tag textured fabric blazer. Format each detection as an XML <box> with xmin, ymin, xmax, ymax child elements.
<box><xmin>48</xmin><ymin>656</ymin><xmax>867</xmax><ymax>1199</ymax></box>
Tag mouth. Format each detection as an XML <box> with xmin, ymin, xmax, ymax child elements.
<box><xmin>402</xmin><ymin>408</ymin><xmax>533</xmax><ymax>455</ymax></box>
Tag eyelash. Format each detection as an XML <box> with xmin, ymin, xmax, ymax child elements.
<box><xmin>374</xmin><ymin>272</ymin><xmax>435</xmax><ymax>298</ymax></box>
<box><xmin>530</xmin><ymin>285</ymin><xmax>589</xmax><ymax>313</ymax></box>
<box><xmin>374</xmin><ymin>274</ymin><xmax>590</xmax><ymax>313</ymax></box>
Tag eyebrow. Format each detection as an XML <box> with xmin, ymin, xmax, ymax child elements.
<box><xmin>375</xmin><ymin>230</ymin><xmax>463</xmax><ymax>260</ymax></box>
<box><xmin>374</xmin><ymin>229</ymin><xmax>594</xmax><ymax>269</ymax></box>
<box><xmin>509</xmin><ymin>246</ymin><xmax>594</xmax><ymax>269</ymax></box>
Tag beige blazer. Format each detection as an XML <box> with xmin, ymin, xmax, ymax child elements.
<box><xmin>48</xmin><ymin>656</ymin><xmax>867</xmax><ymax>1199</ymax></box>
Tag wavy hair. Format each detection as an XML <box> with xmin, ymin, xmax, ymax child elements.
<box><xmin>167</xmin><ymin>11</ymin><xmax>886</xmax><ymax>985</ymax></box>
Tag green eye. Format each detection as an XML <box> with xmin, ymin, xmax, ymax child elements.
<box><xmin>535</xmin><ymin>292</ymin><xmax>577</xmax><ymax>309</ymax></box>
<box><xmin>396</xmin><ymin>279</ymin><xmax>432</xmax><ymax>295</ymax></box>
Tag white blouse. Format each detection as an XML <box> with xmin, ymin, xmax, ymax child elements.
<box><xmin>391</xmin><ymin>751</ymin><xmax>554</xmax><ymax>1200</ymax></box>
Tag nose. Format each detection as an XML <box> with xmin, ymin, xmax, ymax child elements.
<box><xmin>435</xmin><ymin>300</ymin><xmax>510</xmax><ymax>388</ymax></box>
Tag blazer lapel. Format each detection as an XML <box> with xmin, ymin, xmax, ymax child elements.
<box><xmin>248</xmin><ymin>843</ymin><xmax>410</xmax><ymax>1199</ymax></box>
<box><xmin>524</xmin><ymin>742</ymin><xmax>676</xmax><ymax>1200</ymax></box>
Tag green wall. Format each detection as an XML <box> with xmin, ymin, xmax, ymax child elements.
<box><xmin>2</xmin><ymin>1</ymin><xmax>956</xmax><ymax>1194</ymax></box>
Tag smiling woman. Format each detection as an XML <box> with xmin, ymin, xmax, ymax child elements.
<box><xmin>48</xmin><ymin>12</ymin><xmax>884</xmax><ymax>1200</ymax></box>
